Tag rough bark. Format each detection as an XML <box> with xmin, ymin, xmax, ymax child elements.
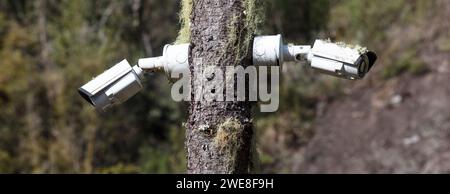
<box><xmin>186</xmin><ymin>0</ymin><xmax>256</xmax><ymax>174</ymax></box>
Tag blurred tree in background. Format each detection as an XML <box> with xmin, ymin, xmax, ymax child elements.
<box><xmin>1</xmin><ymin>0</ymin><xmax>448</xmax><ymax>173</ymax></box>
<box><xmin>0</xmin><ymin>0</ymin><xmax>185</xmax><ymax>173</ymax></box>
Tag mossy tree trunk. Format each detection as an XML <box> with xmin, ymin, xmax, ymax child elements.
<box><xmin>186</xmin><ymin>0</ymin><xmax>259</xmax><ymax>174</ymax></box>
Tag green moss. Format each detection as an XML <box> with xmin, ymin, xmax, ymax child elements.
<box><xmin>224</xmin><ymin>0</ymin><xmax>264</xmax><ymax>65</ymax></box>
<box><xmin>175</xmin><ymin>0</ymin><xmax>193</xmax><ymax>44</ymax></box>
<box><xmin>213</xmin><ymin>118</ymin><xmax>245</xmax><ymax>172</ymax></box>
<box><xmin>242</xmin><ymin>0</ymin><xmax>264</xmax><ymax>56</ymax></box>
<box><xmin>226</xmin><ymin>14</ymin><xmax>240</xmax><ymax>61</ymax></box>
<box><xmin>336</xmin><ymin>42</ymin><xmax>367</xmax><ymax>54</ymax></box>
<box><xmin>214</xmin><ymin>118</ymin><xmax>243</xmax><ymax>151</ymax></box>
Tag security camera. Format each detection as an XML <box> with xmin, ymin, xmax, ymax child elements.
<box><xmin>252</xmin><ymin>35</ymin><xmax>377</xmax><ymax>80</ymax></box>
<box><xmin>307</xmin><ymin>39</ymin><xmax>377</xmax><ymax>80</ymax></box>
<box><xmin>78</xmin><ymin>44</ymin><xmax>190</xmax><ymax>112</ymax></box>
<box><xmin>78</xmin><ymin>60</ymin><xmax>144</xmax><ymax>112</ymax></box>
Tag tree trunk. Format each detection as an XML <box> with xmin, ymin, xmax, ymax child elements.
<box><xmin>186</xmin><ymin>0</ymin><xmax>259</xmax><ymax>174</ymax></box>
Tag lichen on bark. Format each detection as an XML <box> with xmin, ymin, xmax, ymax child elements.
<box><xmin>226</xmin><ymin>0</ymin><xmax>264</xmax><ymax>64</ymax></box>
<box><xmin>175</xmin><ymin>0</ymin><xmax>193</xmax><ymax>44</ymax></box>
<box><xmin>213</xmin><ymin>118</ymin><xmax>244</xmax><ymax>171</ymax></box>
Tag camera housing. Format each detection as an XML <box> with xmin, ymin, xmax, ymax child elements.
<box><xmin>78</xmin><ymin>60</ymin><xmax>144</xmax><ymax>112</ymax></box>
<box><xmin>252</xmin><ymin>35</ymin><xmax>377</xmax><ymax>80</ymax></box>
<box><xmin>78</xmin><ymin>44</ymin><xmax>190</xmax><ymax>112</ymax></box>
<box><xmin>307</xmin><ymin>39</ymin><xmax>377</xmax><ymax>80</ymax></box>
<box><xmin>253</xmin><ymin>35</ymin><xmax>284</xmax><ymax>66</ymax></box>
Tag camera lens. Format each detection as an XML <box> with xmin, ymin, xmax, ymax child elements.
<box><xmin>357</xmin><ymin>56</ymin><xmax>369</xmax><ymax>78</ymax></box>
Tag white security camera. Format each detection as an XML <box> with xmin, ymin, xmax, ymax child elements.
<box><xmin>252</xmin><ymin>35</ymin><xmax>377</xmax><ymax>80</ymax></box>
<box><xmin>78</xmin><ymin>60</ymin><xmax>144</xmax><ymax>112</ymax></box>
<box><xmin>307</xmin><ymin>40</ymin><xmax>377</xmax><ymax>80</ymax></box>
<box><xmin>78</xmin><ymin>44</ymin><xmax>190</xmax><ymax>112</ymax></box>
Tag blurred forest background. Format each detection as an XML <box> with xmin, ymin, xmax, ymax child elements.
<box><xmin>0</xmin><ymin>0</ymin><xmax>449</xmax><ymax>173</ymax></box>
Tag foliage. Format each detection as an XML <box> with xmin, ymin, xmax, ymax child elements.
<box><xmin>0</xmin><ymin>0</ymin><xmax>184</xmax><ymax>173</ymax></box>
